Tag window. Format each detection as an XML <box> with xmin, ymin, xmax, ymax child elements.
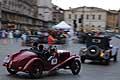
<box><xmin>74</xmin><ymin>14</ymin><xmax>77</xmax><ymax>19</ymax></box>
<box><xmin>68</xmin><ymin>14</ymin><xmax>71</xmax><ymax>19</ymax></box>
<box><xmin>98</xmin><ymin>15</ymin><xmax>101</xmax><ymax>20</ymax></box>
<box><xmin>81</xmin><ymin>14</ymin><xmax>83</xmax><ymax>19</ymax></box>
<box><xmin>98</xmin><ymin>25</ymin><xmax>101</xmax><ymax>27</ymax></box>
<box><xmin>86</xmin><ymin>15</ymin><xmax>89</xmax><ymax>19</ymax></box>
<box><xmin>92</xmin><ymin>25</ymin><xmax>95</xmax><ymax>27</ymax></box>
<box><xmin>92</xmin><ymin>15</ymin><xmax>95</xmax><ymax>19</ymax></box>
<box><xmin>92</xmin><ymin>39</ymin><xmax>101</xmax><ymax>43</ymax></box>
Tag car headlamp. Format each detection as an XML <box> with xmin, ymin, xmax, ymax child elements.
<box><xmin>3</xmin><ymin>54</ymin><xmax>10</xmax><ymax>63</ymax></box>
<box><xmin>100</xmin><ymin>51</ymin><xmax>104</xmax><ymax>57</ymax></box>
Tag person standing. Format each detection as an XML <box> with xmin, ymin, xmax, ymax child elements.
<box><xmin>14</xmin><ymin>30</ymin><xmax>21</xmax><ymax>42</ymax></box>
<box><xmin>21</xmin><ymin>33</ymin><xmax>27</xmax><ymax>46</ymax></box>
<box><xmin>48</xmin><ymin>32</ymin><xmax>56</xmax><ymax>46</ymax></box>
<box><xmin>8</xmin><ymin>31</ymin><xmax>13</xmax><ymax>39</ymax></box>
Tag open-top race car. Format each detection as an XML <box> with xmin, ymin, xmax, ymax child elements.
<box><xmin>3</xmin><ymin>46</ymin><xmax>81</xmax><ymax>78</ymax></box>
<box><xmin>79</xmin><ymin>36</ymin><xmax>119</xmax><ymax>65</ymax></box>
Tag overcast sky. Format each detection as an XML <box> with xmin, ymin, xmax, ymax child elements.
<box><xmin>52</xmin><ymin>0</ymin><xmax>120</xmax><ymax>10</ymax></box>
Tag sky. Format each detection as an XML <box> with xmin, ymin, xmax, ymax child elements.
<box><xmin>52</xmin><ymin>0</ymin><xmax>120</xmax><ymax>10</ymax></box>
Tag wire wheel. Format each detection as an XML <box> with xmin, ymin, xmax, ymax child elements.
<box><xmin>70</xmin><ymin>60</ymin><xmax>81</xmax><ymax>75</ymax></box>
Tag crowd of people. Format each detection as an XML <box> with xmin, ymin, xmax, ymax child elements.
<box><xmin>0</xmin><ymin>29</ymin><xmax>73</xmax><ymax>46</ymax></box>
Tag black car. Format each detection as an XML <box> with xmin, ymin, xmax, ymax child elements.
<box><xmin>23</xmin><ymin>35</ymin><xmax>48</xmax><ymax>46</ymax></box>
<box><xmin>77</xmin><ymin>32</ymin><xmax>95</xmax><ymax>43</ymax></box>
<box><xmin>79</xmin><ymin>36</ymin><xmax>119</xmax><ymax>65</ymax></box>
<box><xmin>23</xmin><ymin>35</ymin><xmax>39</xmax><ymax>46</ymax></box>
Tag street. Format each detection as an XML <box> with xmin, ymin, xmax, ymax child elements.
<box><xmin>0</xmin><ymin>37</ymin><xmax>120</xmax><ymax>80</ymax></box>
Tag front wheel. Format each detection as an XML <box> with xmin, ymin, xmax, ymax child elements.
<box><xmin>70</xmin><ymin>60</ymin><xmax>81</xmax><ymax>75</ymax></box>
<box><xmin>7</xmin><ymin>68</ymin><xmax>17</xmax><ymax>74</ymax></box>
<box><xmin>113</xmin><ymin>54</ymin><xmax>117</xmax><ymax>62</ymax></box>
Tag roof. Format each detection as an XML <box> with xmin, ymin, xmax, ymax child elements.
<box><xmin>52</xmin><ymin>21</ymin><xmax>73</xmax><ymax>29</ymax></box>
<box><xmin>64</xmin><ymin>6</ymin><xmax>107</xmax><ymax>12</ymax></box>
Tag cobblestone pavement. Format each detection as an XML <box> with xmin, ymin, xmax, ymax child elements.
<box><xmin>0</xmin><ymin>37</ymin><xmax>120</xmax><ymax>80</ymax></box>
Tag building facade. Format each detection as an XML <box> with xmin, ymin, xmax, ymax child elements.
<box><xmin>64</xmin><ymin>6</ymin><xmax>107</xmax><ymax>32</ymax></box>
<box><xmin>1</xmin><ymin>0</ymin><xmax>44</xmax><ymax>30</ymax></box>
<box><xmin>52</xmin><ymin>4</ymin><xmax>64</xmax><ymax>24</ymax></box>
<box><xmin>0</xmin><ymin>0</ymin><xmax>2</xmax><ymax>28</ymax></box>
<box><xmin>37</xmin><ymin>0</ymin><xmax>52</xmax><ymax>21</ymax></box>
<box><xmin>106</xmin><ymin>10</ymin><xmax>119</xmax><ymax>31</ymax></box>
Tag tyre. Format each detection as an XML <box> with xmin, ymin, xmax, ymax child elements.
<box><xmin>81</xmin><ymin>56</ymin><xmax>85</xmax><ymax>63</ymax></box>
<box><xmin>70</xmin><ymin>60</ymin><xmax>81</xmax><ymax>75</ymax></box>
<box><xmin>87</xmin><ymin>45</ymin><xmax>100</xmax><ymax>57</ymax></box>
<box><xmin>105</xmin><ymin>59</ymin><xmax>110</xmax><ymax>65</ymax></box>
<box><xmin>7</xmin><ymin>68</ymin><xmax>17</xmax><ymax>74</ymax></box>
<box><xmin>113</xmin><ymin>54</ymin><xmax>117</xmax><ymax>62</ymax></box>
<box><xmin>29</xmin><ymin>62</ymin><xmax>43</xmax><ymax>79</ymax></box>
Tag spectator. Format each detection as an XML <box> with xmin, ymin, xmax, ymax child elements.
<box><xmin>8</xmin><ymin>31</ymin><xmax>13</xmax><ymax>39</ymax></box>
<box><xmin>48</xmin><ymin>34</ymin><xmax>56</xmax><ymax>46</ymax></box>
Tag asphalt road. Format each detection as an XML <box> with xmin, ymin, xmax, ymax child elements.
<box><xmin>0</xmin><ymin>37</ymin><xmax>120</xmax><ymax>80</ymax></box>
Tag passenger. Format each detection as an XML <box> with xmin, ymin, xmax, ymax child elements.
<box><xmin>48</xmin><ymin>31</ymin><xmax>57</xmax><ymax>46</ymax></box>
<box><xmin>37</xmin><ymin>44</ymin><xmax>52</xmax><ymax>59</ymax></box>
<box><xmin>38</xmin><ymin>44</ymin><xmax>44</xmax><ymax>55</ymax></box>
<box><xmin>30</xmin><ymin>42</ymin><xmax>39</xmax><ymax>51</ymax></box>
<box><xmin>47</xmin><ymin>46</ymin><xmax>57</xmax><ymax>61</ymax></box>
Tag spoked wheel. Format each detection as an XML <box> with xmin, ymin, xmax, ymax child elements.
<box><xmin>29</xmin><ymin>63</ymin><xmax>43</xmax><ymax>79</ymax></box>
<box><xmin>70</xmin><ymin>60</ymin><xmax>81</xmax><ymax>75</ymax></box>
<box><xmin>7</xmin><ymin>68</ymin><xmax>17</xmax><ymax>74</ymax></box>
<box><xmin>113</xmin><ymin>53</ymin><xmax>118</xmax><ymax>62</ymax></box>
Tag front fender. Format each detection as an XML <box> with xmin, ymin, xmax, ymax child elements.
<box><xmin>23</xmin><ymin>58</ymin><xmax>43</xmax><ymax>71</ymax></box>
<box><xmin>48</xmin><ymin>55</ymin><xmax>80</xmax><ymax>72</ymax></box>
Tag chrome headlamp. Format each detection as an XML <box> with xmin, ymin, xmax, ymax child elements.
<box><xmin>80</xmin><ymin>48</ymin><xmax>87</xmax><ymax>56</ymax></box>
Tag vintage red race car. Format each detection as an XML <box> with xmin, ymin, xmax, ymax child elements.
<box><xmin>3</xmin><ymin>46</ymin><xmax>81</xmax><ymax>78</ymax></box>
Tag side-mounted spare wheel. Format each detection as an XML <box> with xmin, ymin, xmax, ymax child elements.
<box><xmin>70</xmin><ymin>60</ymin><xmax>81</xmax><ymax>75</ymax></box>
<box><xmin>87</xmin><ymin>45</ymin><xmax>100</xmax><ymax>57</ymax></box>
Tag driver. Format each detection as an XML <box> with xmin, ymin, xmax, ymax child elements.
<box><xmin>38</xmin><ymin>44</ymin><xmax>45</xmax><ymax>56</ymax></box>
<box><xmin>38</xmin><ymin>44</ymin><xmax>51</xmax><ymax>58</ymax></box>
<box><xmin>47</xmin><ymin>46</ymin><xmax>57</xmax><ymax>61</ymax></box>
<box><xmin>30</xmin><ymin>42</ymin><xmax>38</xmax><ymax>51</ymax></box>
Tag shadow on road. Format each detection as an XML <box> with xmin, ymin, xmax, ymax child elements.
<box><xmin>82</xmin><ymin>60</ymin><xmax>118</xmax><ymax>66</ymax></box>
<box><xmin>6</xmin><ymin>70</ymin><xmax>80</xmax><ymax>79</ymax></box>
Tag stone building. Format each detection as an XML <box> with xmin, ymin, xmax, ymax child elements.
<box><xmin>106</xmin><ymin>10</ymin><xmax>119</xmax><ymax>31</ymax></box>
<box><xmin>0</xmin><ymin>0</ymin><xmax>44</xmax><ymax>30</ymax></box>
<box><xmin>117</xmin><ymin>10</ymin><xmax>120</xmax><ymax>32</ymax></box>
<box><xmin>52</xmin><ymin>4</ymin><xmax>64</xmax><ymax>24</ymax></box>
<box><xmin>64</xmin><ymin>6</ymin><xmax>107</xmax><ymax>32</ymax></box>
<box><xmin>37</xmin><ymin>0</ymin><xmax>52</xmax><ymax>21</ymax></box>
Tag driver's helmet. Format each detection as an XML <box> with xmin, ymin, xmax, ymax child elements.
<box><xmin>49</xmin><ymin>46</ymin><xmax>57</xmax><ymax>52</ymax></box>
